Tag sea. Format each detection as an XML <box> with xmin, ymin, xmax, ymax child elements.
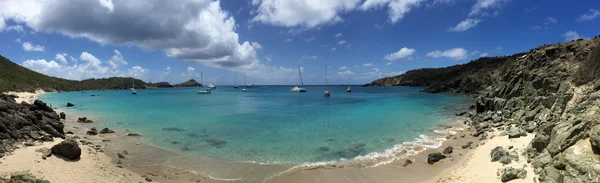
<box><xmin>39</xmin><ymin>85</ymin><xmax>471</xmax><ymax>181</ymax></box>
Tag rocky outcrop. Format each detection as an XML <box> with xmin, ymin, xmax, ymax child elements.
<box><xmin>497</xmin><ymin>167</ymin><xmax>527</xmax><ymax>182</ymax></box>
<box><xmin>174</xmin><ymin>79</ymin><xmax>202</xmax><ymax>87</ymax></box>
<box><xmin>367</xmin><ymin>36</ymin><xmax>600</xmax><ymax>182</ymax></box>
<box><xmin>50</xmin><ymin>138</ymin><xmax>81</xmax><ymax>160</ymax></box>
<box><xmin>0</xmin><ymin>95</ymin><xmax>65</xmax><ymax>155</ymax></box>
<box><xmin>490</xmin><ymin>146</ymin><xmax>519</xmax><ymax>165</ymax></box>
<box><xmin>0</xmin><ymin>172</ymin><xmax>51</xmax><ymax>183</ymax></box>
<box><xmin>427</xmin><ymin>152</ymin><xmax>446</xmax><ymax>164</ymax></box>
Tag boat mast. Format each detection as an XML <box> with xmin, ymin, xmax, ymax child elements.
<box><xmin>201</xmin><ymin>72</ymin><xmax>203</xmax><ymax>87</ymax></box>
<box><xmin>348</xmin><ymin>75</ymin><xmax>351</xmax><ymax>89</ymax></box>
<box><xmin>235</xmin><ymin>72</ymin><xmax>237</xmax><ymax>86</ymax></box>
<box><xmin>244</xmin><ymin>73</ymin><xmax>247</xmax><ymax>89</ymax></box>
<box><xmin>298</xmin><ymin>64</ymin><xmax>303</xmax><ymax>86</ymax></box>
<box><xmin>325</xmin><ymin>64</ymin><xmax>328</xmax><ymax>90</ymax></box>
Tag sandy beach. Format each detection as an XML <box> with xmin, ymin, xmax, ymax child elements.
<box><xmin>1</xmin><ymin>91</ymin><xmax>537</xmax><ymax>183</ymax></box>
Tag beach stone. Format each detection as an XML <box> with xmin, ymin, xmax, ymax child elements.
<box><xmin>59</xmin><ymin>112</ymin><xmax>66</xmax><ymax>119</ymax></box>
<box><xmin>87</xmin><ymin>127</ymin><xmax>98</xmax><ymax>135</ymax></box>
<box><xmin>443</xmin><ymin>146</ymin><xmax>453</xmax><ymax>154</ymax></box>
<box><xmin>206</xmin><ymin>138</ymin><xmax>227</xmax><ymax>146</ymax></box>
<box><xmin>490</xmin><ymin>146</ymin><xmax>519</xmax><ymax>165</ymax></box>
<box><xmin>462</xmin><ymin>142</ymin><xmax>473</xmax><ymax>149</ymax></box>
<box><xmin>117</xmin><ymin>153</ymin><xmax>125</xmax><ymax>158</ymax></box>
<box><xmin>403</xmin><ymin>159</ymin><xmax>413</xmax><ymax>167</ymax></box>
<box><xmin>4</xmin><ymin>172</ymin><xmax>50</xmax><ymax>183</ymax></box>
<box><xmin>427</xmin><ymin>152</ymin><xmax>446</xmax><ymax>164</ymax></box>
<box><xmin>51</xmin><ymin>138</ymin><xmax>81</xmax><ymax>160</ymax></box>
<box><xmin>77</xmin><ymin>117</ymin><xmax>93</xmax><ymax>123</ymax></box>
<box><xmin>497</xmin><ymin>167</ymin><xmax>527</xmax><ymax>182</ymax></box>
<box><xmin>35</xmin><ymin>147</ymin><xmax>52</xmax><ymax>157</ymax></box>
<box><xmin>66</xmin><ymin>102</ymin><xmax>74</xmax><ymax>107</ymax></box>
<box><xmin>508</xmin><ymin>127</ymin><xmax>525</xmax><ymax>139</ymax></box>
<box><xmin>99</xmin><ymin>127</ymin><xmax>115</xmax><ymax>134</ymax></box>
<box><xmin>24</xmin><ymin>141</ymin><xmax>35</xmax><ymax>146</ymax></box>
<box><xmin>41</xmin><ymin>135</ymin><xmax>53</xmax><ymax>142</ymax></box>
<box><xmin>66</xmin><ymin>131</ymin><xmax>74</xmax><ymax>134</ymax></box>
<box><xmin>145</xmin><ymin>176</ymin><xmax>153</xmax><ymax>182</ymax></box>
<box><xmin>127</xmin><ymin>133</ymin><xmax>140</xmax><ymax>137</ymax></box>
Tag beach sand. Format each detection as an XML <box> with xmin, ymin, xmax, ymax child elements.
<box><xmin>1</xmin><ymin>91</ymin><xmax>537</xmax><ymax>183</ymax></box>
<box><xmin>4</xmin><ymin>89</ymin><xmax>46</xmax><ymax>104</ymax></box>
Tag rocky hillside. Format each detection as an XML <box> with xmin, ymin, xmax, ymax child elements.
<box><xmin>174</xmin><ymin>79</ymin><xmax>202</xmax><ymax>87</ymax></box>
<box><xmin>0</xmin><ymin>55</ymin><xmax>147</xmax><ymax>92</ymax></box>
<box><xmin>147</xmin><ymin>81</ymin><xmax>173</xmax><ymax>88</ymax></box>
<box><xmin>369</xmin><ymin>36</ymin><xmax>600</xmax><ymax>182</ymax></box>
<box><xmin>0</xmin><ymin>94</ymin><xmax>65</xmax><ymax>157</ymax></box>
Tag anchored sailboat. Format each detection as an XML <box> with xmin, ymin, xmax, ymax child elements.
<box><xmin>234</xmin><ymin>72</ymin><xmax>239</xmax><ymax>88</ymax></box>
<box><xmin>346</xmin><ymin>75</ymin><xmax>352</xmax><ymax>93</ymax></box>
<box><xmin>324</xmin><ymin>64</ymin><xmax>330</xmax><ymax>97</ymax></box>
<box><xmin>242</xmin><ymin>73</ymin><xmax>247</xmax><ymax>92</ymax></box>
<box><xmin>197</xmin><ymin>72</ymin><xmax>211</xmax><ymax>94</ymax></box>
<box><xmin>291</xmin><ymin>63</ymin><xmax>307</xmax><ymax>92</ymax></box>
<box><xmin>131</xmin><ymin>75</ymin><xmax>137</xmax><ymax>95</ymax></box>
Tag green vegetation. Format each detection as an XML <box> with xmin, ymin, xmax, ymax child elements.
<box><xmin>0</xmin><ymin>55</ymin><xmax>147</xmax><ymax>92</ymax></box>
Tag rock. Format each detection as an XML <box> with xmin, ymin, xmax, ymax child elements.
<box><xmin>443</xmin><ymin>146</ymin><xmax>453</xmax><ymax>154</ymax></box>
<box><xmin>66</xmin><ymin>102</ymin><xmax>75</xmax><ymax>107</ymax></box>
<box><xmin>403</xmin><ymin>159</ymin><xmax>413</xmax><ymax>167</ymax></box>
<box><xmin>66</xmin><ymin>131</ymin><xmax>74</xmax><ymax>134</ymax></box>
<box><xmin>145</xmin><ymin>176</ymin><xmax>153</xmax><ymax>182</ymax></box>
<box><xmin>4</xmin><ymin>172</ymin><xmax>50</xmax><ymax>183</ymax></box>
<box><xmin>427</xmin><ymin>152</ymin><xmax>446</xmax><ymax>164</ymax></box>
<box><xmin>121</xmin><ymin>150</ymin><xmax>128</xmax><ymax>155</ymax></box>
<box><xmin>41</xmin><ymin>135</ymin><xmax>53</xmax><ymax>142</ymax></box>
<box><xmin>497</xmin><ymin>167</ymin><xmax>527</xmax><ymax>182</ymax></box>
<box><xmin>462</xmin><ymin>142</ymin><xmax>473</xmax><ymax>149</ymax></box>
<box><xmin>77</xmin><ymin>117</ymin><xmax>93</xmax><ymax>123</ymax></box>
<box><xmin>490</xmin><ymin>146</ymin><xmax>519</xmax><ymax>165</ymax></box>
<box><xmin>99</xmin><ymin>127</ymin><xmax>115</xmax><ymax>134</ymax></box>
<box><xmin>206</xmin><ymin>138</ymin><xmax>227</xmax><ymax>146</ymax></box>
<box><xmin>35</xmin><ymin>147</ymin><xmax>52</xmax><ymax>157</ymax></box>
<box><xmin>24</xmin><ymin>141</ymin><xmax>35</xmax><ymax>146</ymax></box>
<box><xmin>50</xmin><ymin>138</ymin><xmax>81</xmax><ymax>160</ymax></box>
<box><xmin>589</xmin><ymin>125</ymin><xmax>600</xmax><ymax>152</ymax></box>
<box><xmin>525</xmin><ymin>123</ymin><xmax>536</xmax><ymax>133</ymax></box>
<box><xmin>60</xmin><ymin>112</ymin><xmax>66</xmax><ymax>119</ymax></box>
<box><xmin>127</xmin><ymin>133</ymin><xmax>140</xmax><ymax>137</ymax></box>
<box><xmin>87</xmin><ymin>127</ymin><xmax>98</xmax><ymax>135</ymax></box>
<box><xmin>162</xmin><ymin>127</ymin><xmax>185</xmax><ymax>132</ymax></box>
<box><xmin>508</xmin><ymin>126</ymin><xmax>525</xmax><ymax>139</ymax></box>
<box><xmin>317</xmin><ymin>146</ymin><xmax>329</xmax><ymax>152</ymax></box>
<box><xmin>117</xmin><ymin>153</ymin><xmax>125</xmax><ymax>158</ymax></box>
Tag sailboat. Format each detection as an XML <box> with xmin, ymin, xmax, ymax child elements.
<box><xmin>291</xmin><ymin>63</ymin><xmax>307</xmax><ymax>92</ymax></box>
<box><xmin>197</xmin><ymin>72</ymin><xmax>211</xmax><ymax>94</ymax></box>
<box><xmin>131</xmin><ymin>76</ymin><xmax>137</xmax><ymax>95</ymax></box>
<box><xmin>324</xmin><ymin>64</ymin><xmax>330</xmax><ymax>97</ymax></box>
<box><xmin>233</xmin><ymin>72</ymin><xmax>239</xmax><ymax>88</ymax></box>
<box><xmin>242</xmin><ymin>73</ymin><xmax>247</xmax><ymax>92</ymax></box>
<box><xmin>346</xmin><ymin>76</ymin><xmax>352</xmax><ymax>93</ymax></box>
<box><xmin>207</xmin><ymin>83</ymin><xmax>216</xmax><ymax>90</ymax></box>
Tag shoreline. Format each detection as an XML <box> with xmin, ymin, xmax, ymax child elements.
<box><xmin>2</xmin><ymin>91</ymin><xmax>536</xmax><ymax>183</ymax></box>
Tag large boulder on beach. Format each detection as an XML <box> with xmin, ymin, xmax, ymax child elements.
<box><xmin>59</xmin><ymin>112</ymin><xmax>66</xmax><ymax>119</ymax></box>
<box><xmin>66</xmin><ymin>102</ymin><xmax>74</xmax><ymax>107</ymax></box>
<box><xmin>490</xmin><ymin>146</ymin><xmax>519</xmax><ymax>164</ymax></box>
<box><xmin>99</xmin><ymin>128</ymin><xmax>114</xmax><ymax>134</ymax></box>
<box><xmin>77</xmin><ymin>117</ymin><xmax>93</xmax><ymax>123</ymax></box>
<box><xmin>86</xmin><ymin>127</ymin><xmax>98</xmax><ymax>135</ymax></box>
<box><xmin>50</xmin><ymin>138</ymin><xmax>81</xmax><ymax>160</ymax></box>
<box><xmin>497</xmin><ymin>167</ymin><xmax>526</xmax><ymax>182</ymax></box>
<box><xmin>427</xmin><ymin>152</ymin><xmax>446</xmax><ymax>164</ymax></box>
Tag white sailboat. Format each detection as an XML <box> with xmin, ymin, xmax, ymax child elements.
<box><xmin>242</xmin><ymin>73</ymin><xmax>247</xmax><ymax>92</ymax></box>
<box><xmin>197</xmin><ymin>72</ymin><xmax>211</xmax><ymax>94</ymax></box>
<box><xmin>131</xmin><ymin>75</ymin><xmax>137</xmax><ymax>95</ymax></box>
<box><xmin>207</xmin><ymin>83</ymin><xmax>216</xmax><ymax>89</ymax></box>
<box><xmin>233</xmin><ymin>72</ymin><xmax>239</xmax><ymax>88</ymax></box>
<box><xmin>346</xmin><ymin>75</ymin><xmax>352</xmax><ymax>93</ymax></box>
<box><xmin>324</xmin><ymin>64</ymin><xmax>330</xmax><ymax>97</ymax></box>
<box><xmin>291</xmin><ymin>63</ymin><xmax>307</xmax><ymax>92</ymax></box>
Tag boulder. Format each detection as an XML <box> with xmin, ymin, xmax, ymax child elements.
<box><xmin>462</xmin><ymin>142</ymin><xmax>473</xmax><ymax>149</ymax></box>
<box><xmin>66</xmin><ymin>102</ymin><xmax>74</xmax><ymax>107</ymax></box>
<box><xmin>497</xmin><ymin>167</ymin><xmax>527</xmax><ymax>182</ymax></box>
<box><xmin>99</xmin><ymin>127</ymin><xmax>115</xmax><ymax>134</ymax></box>
<box><xmin>443</xmin><ymin>146</ymin><xmax>453</xmax><ymax>154</ymax></box>
<box><xmin>77</xmin><ymin>117</ymin><xmax>93</xmax><ymax>123</ymax></box>
<box><xmin>427</xmin><ymin>152</ymin><xmax>446</xmax><ymax>164</ymax></box>
<box><xmin>86</xmin><ymin>127</ymin><xmax>98</xmax><ymax>135</ymax></box>
<box><xmin>490</xmin><ymin>146</ymin><xmax>519</xmax><ymax>165</ymax></box>
<box><xmin>3</xmin><ymin>172</ymin><xmax>50</xmax><ymax>183</ymax></box>
<box><xmin>589</xmin><ymin>125</ymin><xmax>600</xmax><ymax>152</ymax></box>
<box><xmin>508</xmin><ymin>126</ymin><xmax>525</xmax><ymax>139</ymax></box>
<box><xmin>50</xmin><ymin>138</ymin><xmax>81</xmax><ymax>160</ymax></box>
<box><xmin>59</xmin><ymin>112</ymin><xmax>66</xmax><ymax>119</ymax></box>
<box><xmin>127</xmin><ymin>133</ymin><xmax>140</xmax><ymax>137</ymax></box>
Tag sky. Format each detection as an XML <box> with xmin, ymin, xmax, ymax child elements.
<box><xmin>0</xmin><ymin>0</ymin><xmax>599</xmax><ymax>85</ymax></box>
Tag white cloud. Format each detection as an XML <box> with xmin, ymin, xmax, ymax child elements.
<box><xmin>469</xmin><ymin>0</ymin><xmax>509</xmax><ymax>17</ymax></box>
<box><xmin>470</xmin><ymin>50</ymin><xmax>481</xmax><ymax>55</ymax></box>
<box><xmin>533</xmin><ymin>17</ymin><xmax>558</xmax><ymax>30</ymax></box>
<box><xmin>15</xmin><ymin>38</ymin><xmax>21</xmax><ymax>43</ymax></box>
<box><xmin>337</xmin><ymin>40</ymin><xmax>347</xmax><ymax>45</ymax></box>
<box><xmin>386</xmin><ymin>62</ymin><xmax>392</xmax><ymax>66</ymax></box>
<box><xmin>427</xmin><ymin>48</ymin><xmax>468</xmax><ymax>60</ymax></box>
<box><xmin>304</xmin><ymin>37</ymin><xmax>316</xmax><ymax>42</ymax></box>
<box><xmin>546</xmin><ymin>17</ymin><xmax>557</xmax><ymax>24</ymax></box>
<box><xmin>69</xmin><ymin>56</ymin><xmax>78</xmax><ymax>63</ymax></box>
<box><xmin>563</xmin><ymin>31</ymin><xmax>583</xmax><ymax>41</ymax></box>
<box><xmin>337</xmin><ymin>70</ymin><xmax>355</xmax><ymax>77</ymax></box>
<box><xmin>22</xmin><ymin>42</ymin><xmax>45</xmax><ymax>52</ymax></box>
<box><xmin>362</xmin><ymin>63</ymin><xmax>374</xmax><ymax>67</ymax></box>
<box><xmin>21</xmin><ymin>51</ymin><xmax>147</xmax><ymax>80</ymax></box>
<box><xmin>384</xmin><ymin>47</ymin><xmax>416</xmax><ymax>61</ymax></box>
<box><xmin>6</xmin><ymin>25</ymin><xmax>24</xmax><ymax>32</ymax></box>
<box><xmin>448</xmin><ymin>18</ymin><xmax>481</xmax><ymax>32</ymax></box>
<box><xmin>361</xmin><ymin>0</ymin><xmax>425</xmax><ymax>23</ymax></box>
<box><xmin>577</xmin><ymin>9</ymin><xmax>600</xmax><ymax>22</ymax></box>
<box><xmin>55</xmin><ymin>53</ymin><xmax>68</xmax><ymax>64</ymax></box>
<box><xmin>186</xmin><ymin>66</ymin><xmax>200</xmax><ymax>79</ymax></box>
<box><xmin>98</xmin><ymin>0</ymin><xmax>114</xmax><ymax>13</ymax></box>
<box><xmin>284</xmin><ymin>38</ymin><xmax>293</xmax><ymax>42</ymax></box>
<box><xmin>250</xmin><ymin>0</ymin><xmax>361</xmax><ymax>28</ymax></box>
<box><xmin>0</xmin><ymin>15</ymin><xmax>5</xmax><ymax>31</ymax></box>
<box><xmin>496</xmin><ymin>46</ymin><xmax>503</xmax><ymax>51</ymax></box>
<box><xmin>160</xmin><ymin>66</ymin><xmax>172</xmax><ymax>81</ymax></box>
<box><xmin>331</xmin><ymin>47</ymin><xmax>337</xmax><ymax>51</ymax></box>
<box><xmin>335</xmin><ymin>33</ymin><xmax>343</xmax><ymax>38</ymax></box>
<box><xmin>301</xmin><ymin>55</ymin><xmax>320</xmax><ymax>60</ymax></box>
<box><xmin>339</xmin><ymin>66</ymin><xmax>348</xmax><ymax>70</ymax></box>
<box><xmin>480</xmin><ymin>52</ymin><xmax>489</xmax><ymax>57</ymax></box>
<box><xmin>251</xmin><ymin>42</ymin><xmax>263</xmax><ymax>49</ymax></box>
<box><xmin>110</xmin><ymin>50</ymin><xmax>128</xmax><ymax>66</ymax></box>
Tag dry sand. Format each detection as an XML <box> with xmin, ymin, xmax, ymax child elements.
<box><xmin>4</xmin><ymin>89</ymin><xmax>46</xmax><ymax>104</ymax></box>
<box><xmin>0</xmin><ymin>139</ymin><xmax>143</xmax><ymax>183</ymax></box>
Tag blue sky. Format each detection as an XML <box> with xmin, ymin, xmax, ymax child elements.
<box><xmin>0</xmin><ymin>0</ymin><xmax>599</xmax><ymax>85</ymax></box>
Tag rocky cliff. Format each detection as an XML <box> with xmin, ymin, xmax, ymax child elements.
<box><xmin>368</xmin><ymin>36</ymin><xmax>600</xmax><ymax>182</ymax></box>
<box><xmin>0</xmin><ymin>94</ymin><xmax>65</xmax><ymax>157</ymax></box>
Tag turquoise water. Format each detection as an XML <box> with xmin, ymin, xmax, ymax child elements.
<box><xmin>40</xmin><ymin>86</ymin><xmax>470</xmax><ymax>165</ymax></box>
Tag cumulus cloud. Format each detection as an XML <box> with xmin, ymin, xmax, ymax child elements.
<box><xmin>331</xmin><ymin>47</ymin><xmax>337</xmax><ymax>51</ymax></box>
<box><xmin>576</xmin><ymin>9</ymin><xmax>600</xmax><ymax>22</ymax></box>
<box><xmin>251</xmin><ymin>42</ymin><xmax>263</xmax><ymax>50</ymax></box>
<box><xmin>362</xmin><ymin>63</ymin><xmax>374</xmax><ymax>67</ymax></box>
<box><xmin>469</xmin><ymin>0</ymin><xmax>509</xmax><ymax>17</ymax></box>
<box><xmin>1</xmin><ymin>0</ymin><xmax>262</xmax><ymax>70</ymax></box>
<box><xmin>384</xmin><ymin>47</ymin><xmax>416</xmax><ymax>61</ymax></box>
<box><xmin>361</xmin><ymin>0</ymin><xmax>425</xmax><ymax>23</ymax></box>
<box><xmin>339</xmin><ymin>66</ymin><xmax>348</xmax><ymax>70</ymax></box>
<box><xmin>337</xmin><ymin>40</ymin><xmax>347</xmax><ymax>45</ymax></box>
<box><xmin>304</xmin><ymin>37</ymin><xmax>316</xmax><ymax>42</ymax></box>
<box><xmin>448</xmin><ymin>18</ymin><xmax>481</xmax><ymax>32</ymax></box>
<box><xmin>159</xmin><ymin>66</ymin><xmax>172</xmax><ymax>81</ymax></box>
<box><xmin>250</xmin><ymin>0</ymin><xmax>361</xmax><ymax>28</ymax></box>
<box><xmin>386</xmin><ymin>62</ymin><xmax>392</xmax><ymax>66</ymax></box>
<box><xmin>427</xmin><ymin>48</ymin><xmax>468</xmax><ymax>60</ymax></box>
<box><xmin>22</xmin><ymin>42</ymin><xmax>45</xmax><ymax>52</ymax></box>
<box><xmin>563</xmin><ymin>31</ymin><xmax>583</xmax><ymax>41</ymax></box>
<box><xmin>335</xmin><ymin>33</ymin><xmax>343</xmax><ymax>38</ymax></box>
<box><xmin>5</xmin><ymin>25</ymin><xmax>24</xmax><ymax>32</ymax></box>
<box><xmin>480</xmin><ymin>52</ymin><xmax>489</xmax><ymax>57</ymax></box>
<box><xmin>55</xmin><ymin>53</ymin><xmax>68</xmax><ymax>64</ymax></box>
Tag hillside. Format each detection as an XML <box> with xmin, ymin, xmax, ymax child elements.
<box><xmin>367</xmin><ymin>36</ymin><xmax>600</xmax><ymax>182</ymax></box>
<box><xmin>174</xmin><ymin>79</ymin><xmax>201</xmax><ymax>87</ymax></box>
<box><xmin>0</xmin><ymin>55</ymin><xmax>147</xmax><ymax>92</ymax></box>
<box><xmin>147</xmin><ymin>81</ymin><xmax>173</xmax><ymax>88</ymax></box>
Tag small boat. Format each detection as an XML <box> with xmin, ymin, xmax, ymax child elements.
<box><xmin>242</xmin><ymin>73</ymin><xmax>248</xmax><ymax>92</ymax></box>
<box><xmin>247</xmin><ymin>83</ymin><xmax>255</xmax><ymax>87</ymax></box>
<box><xmin>197</xmin><ymin>71</ymin><xmax>212</xmax><ymax>94</ymax></box>
<box><xmin>207</xmin><ymin>83</ymin><xmax>216</xmax><ymax>89</ymax></box>
<box><xmin>346</xmin><ymin>76</ymin><xmax>352</xmax><ymax>93</ymax></box>
<box><xmin>131</xmin><ymin>75</ymin><xmax>137</xmax><ymax>94</ymax></box>
<box><xmin>324</xmin><ymin>64</ymin><xmax>330</xmax><ymax>97</ymax></box>
<box><xmin>234</xmin><ymin>72</ymin><xmax>239</xmax><ymax>88</ymax></box>
<box><xmin>291</xmin><ymin>63</ymin><xmax>307</xmax><ymax>92</ymax></box>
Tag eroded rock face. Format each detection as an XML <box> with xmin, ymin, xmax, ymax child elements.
<box><xmin>0</xmin><ymin>96</ymin><xmax>65</xmax><ymax>154</ymax></box>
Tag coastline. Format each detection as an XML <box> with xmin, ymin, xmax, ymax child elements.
<box><xmin>2</xmin><ymin>91</ymin><xmax>536</xmax><ymax>183</ymax></box>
